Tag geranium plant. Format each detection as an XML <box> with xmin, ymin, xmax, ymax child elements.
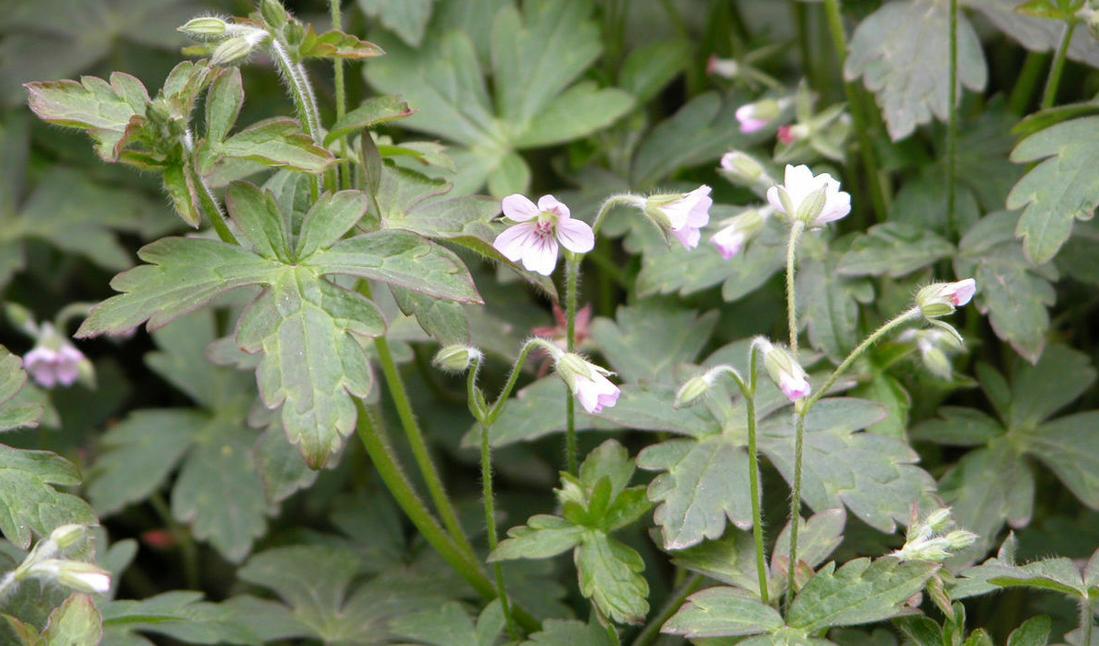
<box><xmin>1</xmin><ymin>0</ymin><xmax>1098</xmax><ymax>644</ymax></box>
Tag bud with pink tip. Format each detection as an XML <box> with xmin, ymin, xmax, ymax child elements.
<box><xmin>554</xmin><ymin>353</ymin><xmax>620</xmax><ymax>414</ymax></box>
<box><xmin>707</xmin><ymin>55</ymin><xmax>740</xmax><ymax>78</ymax></box>
<box><xmin>915</xmin><ymin>279</ymin><xmax>977</xmax><ymax>319</ymax></box>
<box><xmin>644</xmin><ymin>186</ymin><xmax>713</xmax><ymax>250</ymax></box>
<box><xmin>754</xmin><ymin>338</ymin><xmax>811</xmax><ymax>402</ymax></box>
<box><xmin>735</xmin><ymin>99</ymin><xmax>785</xmax><ymax>134</ymax></box>
<box><xmin>28</xmin><ymin>559</ymin><xmax>111</xmax><ymax>594</ymax></box>
<box><xmin>710</xmin><ymin>208</ymin><xmax>768</xmax><ymax>260</ymax></box>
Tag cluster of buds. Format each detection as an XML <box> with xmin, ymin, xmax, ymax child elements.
<box><xmin>892</xmin><ymin>508</ymin><xmax>977</xmax><ymax>562</ymax></box>
<box><xmin>178</xmin><ymin>16</ymin><xmax>270</xmax><ymax>65</ymax></box>
<box><xmin>1</xmin><ymin>525</ymin><xmax>111</xmax><ymax>597</ymax></box>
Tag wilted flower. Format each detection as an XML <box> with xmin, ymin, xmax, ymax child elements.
<box><xmin>766</xmin><ymin>164</ymin><xmax>851</xmax><ymax>227</ymax></box>
<box><xmin>710</xmin><ymin>208</ymin><xmax>769</xmax><ymax>260</ymax></box>
<box><xmin>23</xmin><ymin>324</ymin><xmax>87</xmax><ymax>389</ymax></box>
<box><xmin>493</xmin><ymin>194</ymin><xmax>594</xmax><ymax>276</ymax></box>
<box><xmin>754</xmin><ymin>338</ymin><xmax>810</xmax><ymax>402</ymax></box>
<box><xmin>735</xmin><ymin>99</ymin><xmax>786</xmax><ymax>134</ymax></box>
<box><xmin>915</xmin><ymin>279</ymin><xmax>977</xmax><ymax>319</ymax></box>
<box><xmin>554</xmin><ymin>353</ymin><xmax>620</xmax><ymax>414</ymax></box>
<box><xmin>644</xmin><ymin>186</ymin><xmax>713</xmax><ymax>250</ymax></box>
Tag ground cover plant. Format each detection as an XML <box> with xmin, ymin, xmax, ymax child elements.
<box><xmin>2</xmin><ymin>0</ymin><xmax>1099</xmax><ymax>643</ymax></box>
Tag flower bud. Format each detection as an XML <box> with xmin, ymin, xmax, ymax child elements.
<box><xmin>211</xmin><ymin>33</ymin><xmax>262</xmax><ymax>65</ymax></box>
<box><xmin>916</xmin><ymin>279</ymin><xmax>976</xmax><ymax>319</ymax></box>
<box><xmin>754</xmin><ymin>338</ymin><xmax>810</xmax><ymax>402</ymax></box>
<box><xmin>706</xmin><ymin>55</ymin><xmax>739</xmax><ymax>79</ymax></box>
<box><xmin>260</xmin><ymin>0</ymin><xmax>290</xmax><ymax>29</ymax></box>
<box><xmin>178</xmin><ymin>16</ymin><xmax>230</xmax><ymax>39</ymax></box>
<box><xmin>735</xmin><ymin>99</ymin><xmax>783</xmax><ymax>134</ymax></box>
<box><xmin>23</xmin><ymin>323</ymin><xmax>88</xmax><ymax>390</ymax></box>
<box><xmin>28</xmin><ymin>560</ymin><xmax>111</xmax><ymax>594</ymax></box>
<box><xmin>554</xmin><ymin>354</ymin><xmax>620</xmax><ymax>414</ymax></box>
<box><xmin>432</xmin><ymin>345</ymin><xmax>481</xmax><ymax>373</ymax></box>
<box><xmin>643</xmin><ymin>186</ymin><xmax>713</xmax><ymax>250</ymax></box>
<box><xmin>674</xmin><ymin>374</ymin><xmax>713</xmax><ymax>408</ymax></box>
<box><xmin>710</xmin><ymin>208</ymin><xmax>767</xmax><ymax>260</ymax></box>
<box><xmin>719</xmin><ymin>151</ymin><xmax>768</xmax><ymax>185</ymax></box>
<box><xmin>48</xmin><ymin>525</ymin><xmax>88</xmax><ymax>551</ymax></box>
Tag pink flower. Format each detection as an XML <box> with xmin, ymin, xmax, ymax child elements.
<box><xmin>735</xmin><ymin>103</ymin><xmax>770</xmax><ymax>133</ymax></box>
<box><xmin>916</xmin><ymin>279</ymin><xmax>977</xmax><ymax>318</ymax></box>
<box><xmin>554</xmin><ymin>353</ymin><xmax>620</xmax><ymax>414</ymax></box>
<box><xmin>646</xmin><ymin>186</ymin><xmax>713</xmax><ymax>250</ymax></box>
<box><xmin>23</xmin><ymin>344</ymin><xmax>84</xmax><ymax>389</ymax></box>
<box><xmin>710</xmin><ymin>209</ymin><xmax>767</xmax><ymax>260</ymax></box>
<box><xmin>766</xmin><ymin>164</ymin><xmax>851</xmax><ymax>227</ymax></box>
<box><xmin>755</xmin><ymin>337</ymin><xmax>811</xmax><ymax>402</ymax></box>
<box><xmin>945</xmin><ymin>279</ymin><xmax>976</xmax><ymax>306</ymax></box>
<box><xmin>493</xmin><ymin>194</ymin><xmax>595</xmax><ymax>276</ymax></box>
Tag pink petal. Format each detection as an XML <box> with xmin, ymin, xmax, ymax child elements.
<box><xmin>493</xmin><ymin>222</ymin><xmax>538</xmax><ymax>261</ymax></box>
<box><xmin>780</xmin><ymin>374</ymin><xmax>811</xmax><ymax>401</ymax></box>
<box><xmin>522</xmin><ymin>236</ymin><xmax>559</xmax><ymax>276</ymax></box>
<box><xmin>537</xmin><ymin>195</ymin><xmax>570</xmax><ymax>219</ymax></box>
<box><xmin>556</xmin><ymin>218</ymin><xmax>594</xmax><ymax>253</ymax></box>
<box><xmin>815</xmin><ymin>191</ymin><xmax>851</xmax><ymax>225</ymax></box>
<box><xmin>501</xmin><ymin>194</ymin><xmax>540</xmax><ymax>222</ymax></box>
<box><xmin>671</xmin><ymin>225</ymin><xmax>702</xmax><ymax>250</ymax></box>
<box><xmin>950</xmin><ymin>279</ymin><xmax>977</xmax><ymax>306</ymax></box>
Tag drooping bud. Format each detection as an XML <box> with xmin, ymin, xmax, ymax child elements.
<box><xmin>707</xmin><ymin>55</ymin><xmax>740</xmax><ymax>79</ymax></box>
<box><xmin>719</xmin><ymin>151</ymin><xmax>770</xmax><ymax>187</ymax></box>
<box><xmin>710</xmin><ymin>208</ymin><xmax>768</xmax><ymax>260</ymax></box>
<box><xmin>23</xmin><ymin>323</ymin><xmax>90</xmax><ymax>390</ymax></box>
<box><xmin>735</xmin><ymin>99</ymin><xmax>784</xmax><ymax>134</ymax></box>
<box><xmin>432</xmin><ymin>345</ymin><xmax>481</xmax><ymax>373</ymax></box>
<box><xmin>28</xmin><ymin>560</ymin><xmax>111</xmax><ymax>594</ymax></box>
<box><xmin>643</xmin><ymin>186</ymin><xmax>713</xmax><ymax>250</ymax></box>
<box><xmin>674</xmin><ymin>374</ymin><xmax>713</xmax><ymax>408</ymax></box>
<box><xmin>260</xmin><ymin>0</ymin><xmax>291</xmax><ymax>29</ymax></box>
<box><xmin>554</xmin><ymin>353</ymin><xmax>620</xmax><ymax>414</ymax></box>
<box><xmin>754</xmin><ymin>338</ymin><xmax>810</xmax><ymax>402</ymax></box>
<box><xmin>178</xmin><ymin>16</ymin><xmax>230</xmax><ymax>39</ymax></box>
<box><xmin>915</xmin><ymin>279</ymin><xmax>976</xmax><ymax>319</ymax></box>
<box><xmin>48</xmin><ymin>525</ymin><xmax>88</xmax><ymax>552</ymax></box>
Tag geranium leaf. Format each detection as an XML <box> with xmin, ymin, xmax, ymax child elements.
<box><xmin>663</xmin><ymin>587</ymin><xmax>784</xmax><ymax>639</ymax></box>
<box><xmin>41</xmin><ymin>594</ymin><xmax>102</xmax><ymax>645</ymax></box>
<box><xmin>356</xmin><ymin>0</ymin><xmax>436</xmax><ymax>47</ymax></box>
<box><xmin>0</xmin><ymin>444</ymin><xmax>96</xmax><ymax>549</ymax></box>
<box><xmin>24</xmin><ymin>72</ymin><xmax>147</xmax><ymax>161</ymax></box>
<box><xmin>846</xmin><ymin>0</ymin><xmax>986</xmax><ymax>140</ymax></box>
<box><xmin>213</xmin><ymin>117</ymin><xmax>334</xmax><ymax>174</ymax></box>
<box><xmin>324</xmin><ymin>96</ymin><xmax>414</xmax><ymax>146</ymax></box>
<box><xmin>838</xmin><ymin>223</ymin><xmax>954</xmax><ymax>277</ymax></box>
<box><xmin>575</xmin><ymin>531</ymin><xmax>649</xmax><ymax>625</ymax></box>
<box><xmin>591</xmin><ymin>302</ymin><xmax>717</xmax><ymax>385</ymax></box>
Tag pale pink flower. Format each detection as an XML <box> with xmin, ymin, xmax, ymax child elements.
<box><xmin>710</xmin><ymin>209</ymin><xmax>767</xmax><ymax>260</ymax></box>
<box><xmin>646</xmin><ymin>186</ymin><xmax>713</xmax><ymax>250</ymax></box>
<box><xmin>493</xmin><ymin>194</ymin><xmax>595</xmax><ymax>276</ymax></box>
<box><xmin>555</xmin><ymin>353</ymin><xmax>620</xmax><ymax>414</ymax></box>
<box><xmin>735</xmin><ymin>103</ymin><xmax>771</xmax><ymax>133</ymax></box>
<box><xmin>755</xmin><ymin>338</ymin><xmax>811</xmax><ymax>402</ymax></box>
<box><xmin>944</xmin><ymin>279</ymin><xmax>977</xmax><ymax>306</ymax></box>
<box><xmin>766</xmin><ymin>164</ymin><xmax>851</xmax><ymax>227</ymax></box>
<box><xmin>916</xmin><ymin>279</ymin><xmax>977</xmax><ymax>318</ymax></box>
<box><xmin>23</xmin><ymin>344</ymin><xmax>84</xmax><ymax>389</ymax></box>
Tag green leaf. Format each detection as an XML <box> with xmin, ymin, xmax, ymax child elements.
<box><xmin>1007</xmin><ymin>116</ymin><xmax>1099</xmax><ymax>264</ymax></box>
<box><xmin>787</xmin><ymin>557</ymin><xmax>938</xmax><ymax>631</ymax></box>
<box><xmin>910</xmin><ymin>406</ymin><xmax>1004</xmax><ymax>447</ymax></box>
<box><xmin>102</xmin><ymin>590</ymin><xmax>260</xmax><ymax>645</ymax></box>
<box><xmin>966</xmin><ymin>0</ymin><xmax>1099</xmax><ymax>69</ymax></box>
<box><xmin>299</xmin><ymin>28</ymin><xmax>384</xmax><ymax>60</ymax></box>
<box><xmin>204</xmin><ymin>67</ymin><xmax>243</xmax><ymax>145</ymax></box>
<box><xmin>575</xmin><ymin>531</ymin><xmax>649</xmax><ymax>625</ymax></box>
<box><xmin>838</xmin><ymin>223</ymin><xmax>954</xmax><ymax>277</ymax></box>
<box><xmin>324</xmin><ymin>96</ymin><xmax>414</xmax><ymax>145</ymax></box>
<box><xmin>41</xmin><ymin>594</ymin><xmax>102</xmax><ymax>646</ymax></box>
<box><xmin>662</xmin><ymin>587</ymin><xmax>784</xmax><ymax>639</ymax></box>
<box><xmin>1008</xmin><ymin>344</ymin><xmax>1095</xmax><ymax>429</ymax></box>
<box><xmin>24</xmin><ymin>72</ymin><xmax>147</xmax><ymax>161</ymax></box>
<box><xmin>955</xmin><ymin>211</ymin><xmax>1056</xmax><ymax>363</ymax></box>
<box><xmin>390</xmin><ymin>601</ymin><xmax>503</xmax><ymax>646</ymax></box>
<box><xmin>521</xmin><ymin>618</ymin><xmax>614</xmax><ymax>646</ymax></box>
<box><xmin>619</xmin><ymin>39</ymin><xmax>689</xmax><ymax>104</ymax></box>
<box><xmin>0</xmin><ymin>444</ymin><xmax>96</xmax><ymax>549</ymax></box>
<box><xmin>846</xmin><ymin>0</ymin><xmax>986</xmax><ymax>140</ymax></box>
<box><xmin>391</xmin><ymin>286</ymin><xmax>470</xmax><ymax>345</ymax></box>
<box><xmin>213</xmin><ymin>117</ymin><xmax>334</xmax><ymax>174</ymax></box>
<box><xmin>356</xmin><ymin>0</ymin><xmax>436</xmax><ymax>46</ymax></box>
<box><xmin>489</xmin><ymin>515</ymin><xmax>585</xmax><ymax>561</ymax></box>
<box><xmin>1024</xmin><ymin>411</ymin><xmax>1099</xmax><ymax>508</ymax></box>
<box><xmin>1007</xmin><ymin>615</ymin><xmax>1051</xmax><ymax>646</ymax></box>
<box><xmin>511</xmin><ymin>82</ymin><xmax>634</xmax><ymax>148</ymax></box>
<box><xmin>591</xmin><ymin>302</ymin><xmax>717</xmax><ymax>385</ymax></box>
<box><xmin>0</xmin><ymin>347</ymin><xmax>43</xmax><ymax>433</ymax></box>
<box><xmin>797</xmin><ymin>254</ymin><xmax>873</xmax><ymax>361</ymax></box>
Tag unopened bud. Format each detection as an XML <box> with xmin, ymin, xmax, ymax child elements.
<box><xmin>719</xmin><ymin>151</ymin><xmax>768</xmax><ymax>185</ymax></box>
<box><xmin>260</xmin><ymin>0</ymin><xmax>290</xmax><ymax>29</ymax></box>
<box><xmin>916</xmin><ymin>279</ymin><xmax>976</xmax><ymax>319</ymax></box>
<box><xmin>432</xmin><ymin>345</ymin><xmax>481</xmax><ymax>373</ymax></box>
<box><xmin>178</xmin><ymin>16</ymin><xmax>230</xmax><ymax>39</ymax></box>
<box><xmin>28</xmin><ymin>560</ymin><xmax>111</xmax><ymax>594</ymax></box>
<box><xmin>48</xmin><ymin>525</ymin><xmax>87</xmax><ymax>551</ymax></box>
<box><xmin>707</xmin><ymin>55</ymin><xmax>739</xmax><ymax>79</ymax></box>
<box><xmin>754</xmin><ymin>338</ymin><xmax>810</xmax><ymax>402</ymax></box>
<box><xmin>675</xmin><ymin>374</ymin><xmax>713</xmax><ymax>408</ymax></box>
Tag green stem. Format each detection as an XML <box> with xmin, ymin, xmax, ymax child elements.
<box><xmin>1081</xmin><ymin>598</ymin><xmax>1094</xmax><ymax>646</ymax></box>
<box><xmin>149</xmin><ymin>493</ymin><xmax>199</xmax><ymax>590</ymax></box>
<box><xmin>746</xmin><ymin>348</ymin><xmax>769</xmax><ymax>604</ymax></box>
<box><xmin>268</xmin><ymin>38</ymin><xmax>323</xmax><ymax>200</ymax></box>
<box><xmin>329</xmin><ymin>0</ymin><xmax>352</xmax><ymax>191</ymax></box>
<box><xmin>630</xmin><ymin>574</ymin><xmax>705</xmax><ymax>646</ymax></box>
<box><xmin>354</xmin><ymin>400</ymin><xmax>540</xmax><ymax>633</ymax></box>
<box><xmin>1041</xmin><ymin>20</ymin><xmax>1077</xmax><ymax>110</ymax></box>
<box><xmin>946</xmin><ymin>0</ymin><xmax>959</xmax><ymax>240</ymax></box>
<box><xmin>479</xmin><ymin>419</ymin><xmax>517</xmax><ymax>638</ymax></box>
<box><xmin>591</xmin><ymin>193</ymin><xmax>647</xmax><ymax>238</ymax></box>
<box><xmin>184</xmin><ymin>135</ymin><xmax>239</xmax><ymax>246</ymax></box>
<box><xmin>358</xmin><ymin>284</ymin><xmax>477</xmax><ymax>562</ymax></box>
<box><xmin>785</xmin><ymin>221</ymin><xmax>805</xmax><ymax>357</ymax></box>
<box><xmin>564</xmin><ymin>254</ymin><xmax>580</xmax><ymax>475</ymax></box>
<box><xmin>822</xmin><ymin>0</ymin><xmax>888</xmax><ymax>222</ymax></box>
<box><xmin>1008</xmin><ymin>52</ymin><xmax>1049</xmax><ymax>115</ymax></box>
<box><xmin>785</xmin><ymin>410</ymin><xmax>807</xmax><ymax>607</ymax></box>
<box><xmin>793</xmin><ymin>0</ymin><xmax>816</xmax><ymax>93</ymax></box>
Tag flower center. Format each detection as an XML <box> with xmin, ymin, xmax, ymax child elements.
<box><xmin>534</xmin><ymin>213</ymin><xmax>556</xmax><ymax>239</ymax></box>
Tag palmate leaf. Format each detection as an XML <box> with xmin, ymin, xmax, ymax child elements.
<box><xmin>521</xmin><ymin>618</ymin><xmax>614</xmax><ymax>646</ymax></box>
<box><xmin>356</xmin><ymin>0</ymin><xmax>436</xmax><ymax>47</ymax></box>
<box><xmin>365</xmin><ymin>0</ymin><xmax>633</xmax><ymax>195</ymax></box>
<box><xmin>797</xmin><ymin>252</ymin><xmax>874</xmax><ymax>362</ymax></box>
<box><xmin>1007</xmin><ymin>116</ymin><xmax>1099</xmax><ymax>264</ymax></box>
<box><xmin>390</xmin><ymin>601</ymin><xmax>503</xmax><ymax>646</ymax></box>
<box><xmin>846</xmin><ymin>0</ymin><xmax>986</xmax><ymax>141</ymax></box>
<box><xmin>955</xmin><ymin>211</ymin><xmax>1056</xmax><ymax>364</ymax></box>
<box><xmin>590</xmin><ymin>302</ymin><xmax>718</xmax><ymax>385</ymax></box>
<box><xmin>102</xmin><ymin>591</ymin><xmax>261</xmax><ymax>645</ymax></box>
<box><xmin>77</xmin><ymin>183</ymin><xmax>478</xmax><ymax>468</ymax></box>
<box><xmin>663</xmin><ymin>587</ymin><xmax>784</xmax><ymax>639</ymax></box>
<box><xmin>838</xmin><ymin>222</ymin><xmax>955</xmax><ymax>278</ymax></box>
<box><xmin>0</xmin><ymin>347</ymin><xmax>43</xmax><ymax>433</ymax></box>
<box><xmin>24</xmin><ymin>72</ymin><xmax>147</xmax><ymax>161</ymax></box>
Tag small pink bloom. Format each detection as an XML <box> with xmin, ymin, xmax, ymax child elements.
<box><xmin>652</xmin><ymin>186</ymin><xmax>712</xmax><ymax>250</ymax></box>
<box><xmin>574</xmin><ymin>371</ymin><xmax>621</xmax><ymax>414</ymax></box>
<box><xmin>735</xmin><ymin>104</ymin><xmax>769</xmax><ymax>133</ymax></box>
<box><xmin>494</xmin><ymin>194</ymin><xmax>594</xmax><ymax>276</ymax></box>
<box><xmin>711</xmin><ymin>227</ymin><xmax>746</xmax><ymax>260</ymax></box>
<box><xmin>946</xmin><ymin>279</ymin><xmax>976</xmax><ymax>306</ymax></box>
<box><xmin>778</xmin><ymin>372</ymin><xmax>811</xmax><ymax>401</ymax></box>
<box><xmin>24</xmin><ymin>344</ymin><xmax>84</xmax><ymax>389</ymax></box>
<box><xmin>755</xmin><ymin>337</ymin><xmax>811</xmax><ymax>403</ymax></box>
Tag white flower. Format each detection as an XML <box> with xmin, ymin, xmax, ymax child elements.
<box><xmin>645</xmin><ymin>186</ymin><xmax>713</xmax><ymax>250</ymax></box>
<box><xmin>766</xmin><ymin>164</ymin><xmax>851</xmax><ymax>227</ymax></box>
<box><xmin>493</xmin><ymin>194</ymin><xmax>594</xmax><ymax>276</ymax></box>
<box><xmin>554</xmin><ymin>354</ymin><xmax>620</xmax><ymax>414</ymax></box>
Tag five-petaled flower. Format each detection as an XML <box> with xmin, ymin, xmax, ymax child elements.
<box><xmin>22</xmin><ymin>324</ymin><xmax>86</xmax><ymax>389</ymax></box>
<box><xmin>766</xmin><ymin>164</ymin><xmax>851</xmax><ymax>227</ymax></box>
<box><xmin>645</xmin><ymin>186</ymin><xmax>713</xmax><ymax>250</ymax></box>
<box><xmin>493</xmin><ymin>194</ymin><xmax>594</xmax><ymax>276</ymax></box>
<box><xmin>554</xmin><ymin>353</ymin><xmax>621</xmax><ymax>414</ymax></box>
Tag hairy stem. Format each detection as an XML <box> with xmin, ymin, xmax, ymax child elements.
<box><xmin>631</xmin><ymin>574</ymin><xmax>705</xmax><ymax>646</ymax></box>
<box><xmin>268</xmin><ymin>38</ymin><xmax>323</xmax><ymax>199</ymax></box>
<box><xmin>479</xmin><ymin>420</ymin><xmax>517</xmax><ymax>638</ymax></box>
<box><xmin>746</xmin><ymin>348</ymin><xmax>769</xmax><ymax>604</ymax></box>
<box><xmin>785</xmin><ymin>221</ymin><xmax>805</xmax><ymax>357</ymax></box>
<box><xmin>329</xmin><ymin>0</ymin><xmax>352</xmax><ymax>191</ymax></box>
<box><xmin>1041</xmin><ymin>20</ymin><xmax>1077</xmax><ymax>110</ymax></box>
<box><xmin>822</xmin><ymin>0</ymin><xmax>889</xmax><ymax>222</ymax></box>
<box><xmin>564</xmin><ymin>254</ymin><xmax>580</xmax><ymax>474</ymax></box>
<box><xmin>946</xmin><ymin>0</ymin><xmax>959</xmax><ymax>240</ymax></box>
